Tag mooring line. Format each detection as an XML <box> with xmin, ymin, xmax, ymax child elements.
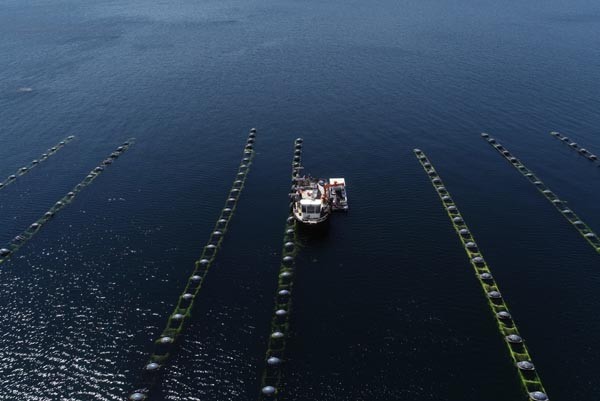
<box><xmin>257</xmin><ymin>137</ymin><xmax>303</xmax><ymax>400</ymax></box>
<box><xmin>550</xmin><ymin>131</ymin><xmax>598</xmax><ymax>164</ymax></box>
<box><xmin>482</xmin><ymin>133</ymin><xmax>600</xmax><ymax>253</ymax></box>
<box><xmin>128</xmin><ymin>129</ymin><xmax>257</xmax><ymax>401</ymax></box>
<box><xmin>0</xmin><ymin>139</ymin><xmax>134</xmax><ymax>265</ymax></box>
<box><xmin>0</xmin><ymin>135</ymin><xmax>75</xmax><ymax>192</ymax></box>
<box><xmin>414</xmin><ymin>149</ymin><xmax>549</xmax><ymax>401</ymax></box>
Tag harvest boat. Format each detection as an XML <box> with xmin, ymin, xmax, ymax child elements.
<box><xmin>291</xmin><ymin>176</ymin><xmax>348</xmax><ymax>225</ymax></box>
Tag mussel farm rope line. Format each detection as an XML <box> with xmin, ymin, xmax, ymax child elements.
<box><xmin>0</xmin><ymin>135</ymin><xmax>75</xmax><ymax>192</ymax></box>
<box><xmin>258</xmin><ymin>137</ymin><xmax>304</xmax><ymax>400</ymax></box>
<box><xmin>0</xmin><ymin>139</ymin><xmax>134</xmax><ymax>265</ymax></box>
<box><xmin>482</xmin><ymin>133</ymin><xmax>600</xmax><ymax>253</ymax></box>
<box><xmin>414</xmin><ymin>149</ymin><xmax>549</xmax><ymax>401</ymax></box>
<box><xmin>128</xmin><ymin>129</ymin><xmax>257</xmax><ymax>401</ymax></box>
<box><xmin>549</xmin><ymin>131</ymin><xmax>599</xmax><ymax>164</ymax></box>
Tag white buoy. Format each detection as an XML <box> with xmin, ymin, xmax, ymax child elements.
<box><xmin>529</xmin><ymin>391</ymin><xmax>548</xmax><ymax>401</ymax></box>
<box><xmin>267</xmin><ymin>357</ymin><xmax>282</xmax><ymax>366</ymax></box>
<box><xmin>262</xmin><ymin>386</ymin><xmax>276</xmax><ymax>395</ymax></box>
<box><xmin>145</xmin><ymin>362</ymin><xmax>160</xmax><ymax>371</ymax></box>
<box><xmin>516</xmin><ymin>360</ymin><xmax>535</xmax><ymax>371</ymax></box>
<box><xmin>159</xmin><ymin>336</ymin><xmax>173</xmax><ymax>344</ymax></box>
<box><xmin>506</xmin><ymin>334</ymin><xmax>523</xmax><ymax>344</ymax></box>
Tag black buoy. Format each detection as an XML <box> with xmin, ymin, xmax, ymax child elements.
<box><xmin>130</xmin><ymin>393</ymin><xmax>146</xmax><ymax>401</ymax></box>
<box><xmin>278</xmin><ymin>289</ymin><xmax>290</xmax><ymax>296</ymax></box>
<box><xmin>488</xmin><ymin>290</ymin><xmax>502</xmax><ymax>299</ymax></box>
<box><xmin>271</xmin><ymin>331</ymin><xmax>284</xmax><ymax>339</ymax></box>
<box><xmin>497</xmin><ymin>311</ymin><xmax>512</xmax><ymax>320</ymax></box>
<box><xmin>0</xmin><ymin>248</ymin><xmax>11</xmax><ymax>257</ymax></box>
<box><xmin>472</xmin><ymin>256</ymin><xmax>484</xmax><ymax>265</ymax></box>
<box><xmin>275</xmin><ymin>309</ymin><xmax>287</xmax><ymax>316</ymax></box>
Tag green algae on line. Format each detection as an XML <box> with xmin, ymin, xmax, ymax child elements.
<box><xmin>549</xmin><ymin>131</ymin><xmax>599</xmax><ymax>164</ymax></box>
<box><xmin>482</xmin><ymin>133</ymin><xmax>600</xmax><ymax>253</ymax></box>
<box><xmin>0</xmin><ymin>139</ymin><xmax>134</xmax><ymax>265</ymax></box>
<box><xmin>128</xmin><ymin>129</ymin><xmax>258</xmax><ymax>401</ymax></box>
<box><xmin>414</xmin><ymin>149</ymin><xmax>549</xmax><ymax>401</ymax></box>
<box><xmin>258</xmin><ymin>137</ymin><xmax>304</xmax><ymax>400</ymax></box>
<box><xmin>0</xmin><ymin>135</ymin><xmax>76</xmax><ymax>192</ymax></box>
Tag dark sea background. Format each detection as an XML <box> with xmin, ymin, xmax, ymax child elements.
<box><xmin>1</xmin><ymin>0</ymin><xmax>600</xmax><ymax>400</ymax></box>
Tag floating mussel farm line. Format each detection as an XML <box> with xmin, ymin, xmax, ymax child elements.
<box><xmin>0</xmin><ymin>135</ymin><xmax>75</xmax><ymax>192</ymax></box>
<box><xmin>550</xmin><ymin>131</ymin><xmax>598</xmax><ymax>164</ymax></box>
<box><xmin>258</xmin><ymin>137</ymin><xmax>303</xmax><ymax>400</ymax></box>
<box><xmin>128</xmin><ymin>129</ymin><xmax>257</xmax><ymax>401</ymax></box>
<box><xmin>482</xmin><ymin>133</ymin><xmax>600</xmax><ymax>253</ymax></box>
<box><xmin>0</xmin><ymin>140</ymin><xmax>134</xmax><ymax>266</ymax></box>
<box><xmin>414</xmin><ymin>149</ymin><xmax>549</xmax><ymax>401</ymax></box>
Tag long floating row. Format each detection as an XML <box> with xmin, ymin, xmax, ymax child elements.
<box><xmin>414</xmin><ymin>149</ymin><xmax>549</xmax><ymax>401</ymax></box>
<box><xmin>0</xmin><ymin>139</ymin><xmax>134</xmax><ymax>265</ymax></box>
<box><xmin>550</xmin><ymin>131</ymin><xmax>598</xmax><ymax>164</ymax></box>
<box><xmin>0</xmin><ymin>135</ymin><xmax>75</xmax><ymax>191</ymax></box>
<box><xmin>258</xmin><ymin>137</ymin><xmax>304</xmax><ymax>400</ymax></box>
<box><xmin>128</xmin><ymin>129</ymin><xmax>258</xmax><ymax>401</ymax></box>
<box><xmin>482</xmin><ymin>133</ymin><xmax>600</xmax><ymax>253</ymax></box>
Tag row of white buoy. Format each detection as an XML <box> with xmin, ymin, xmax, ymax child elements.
<box><xmin>259</xmin><ymin>137</ymin><xmax>304</xmax><ymax>400</ymax></box>
<box><xmin>0</xmin><ymin>140</ymin><xmax>133</xmax><ymax>266</ymax></box>
<box><xmin>414</xmin><ymin>148</ymin><xmax>549</xmax><ymax>401</ymax></box>
<box><xmin>129</xmin><ymin>129</ymin><xmax>257</xmax><ymax>401</ymax></box>
<box><xmin>0</xmin><ymin>135</ymin><xmax>75</xmax><ymax>191</ymax></box>
<box><xmin>550</xmin><ymin>131</ymin><xmax>598</xmax><ymax>163</ymax></box>
<box><xmin>483</xmin><ymin>133</ymin><xmax>600</xmax><ymax>254</ymax></box>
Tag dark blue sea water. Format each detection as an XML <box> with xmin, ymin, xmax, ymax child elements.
<box><xmin>1</xmin><ymin>0</ymin><xmax>600</xmax><ymax>400</ymax></box>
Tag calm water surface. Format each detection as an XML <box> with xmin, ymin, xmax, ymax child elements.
<box><xmin>1</xmin><ymin>0</ymin><xmax>600</xmax><ymax>400</ymax></box>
